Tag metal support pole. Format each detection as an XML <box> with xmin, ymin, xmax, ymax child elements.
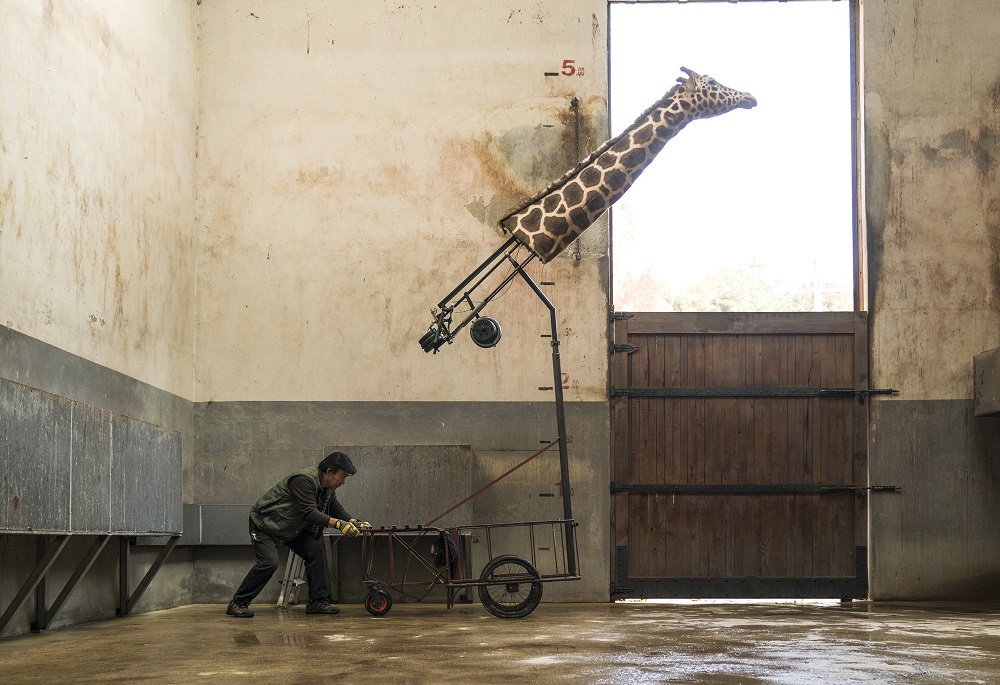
<box><xmin>134</xmin><ymin>535</ymin><xmax>172</xmax><ymax>614</ymax></box>
<box><xmin>118</xmin><ymin>534</ymin><xmax>180</xmax><ymax>617</ymax></box>
<box><xmin>0</xmin><ymin>535</ymin><xmax>70</xmax><ymax>636</ymax></box>
<box><xmin>32</xmin><ymin>537</ymin><xmax>48</xmax><ymax>633</ymax></box>
<box><xmin>118</xmin><ymin>536</ymin><xmax>129</xmax><ymax>616</ymax></box>
<box><xmin>39</xmin><ymin>535</ymin><xmax>111</xmax><ymax>631</ymax></box>
<box><xmin>516</xmin><ymin>268</ymin><xmax>577</xmax><ymax>576</ymax></box>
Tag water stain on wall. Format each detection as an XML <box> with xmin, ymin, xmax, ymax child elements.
<box><xmin>460</xmin><ymin>97</ymin><xmax>606</xmax><ymax>233</ymax></box>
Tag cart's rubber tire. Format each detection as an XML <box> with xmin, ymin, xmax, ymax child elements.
<box><xmin>478</xmin><ymin>554</ymin><xmax>542</xmax><ymax>619</ymax></box>
<box><xmin>364</xmin><ymin>590</ymin><xmax>392</xmax><ymax>617</ymax></box>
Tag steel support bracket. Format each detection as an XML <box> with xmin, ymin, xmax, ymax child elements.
<box><xmin>117</xmin><ymin>534</ymin><xmax>181</xmax><ymax>617</ymax></box>
<box><xmin>0</xmin><ymin>535</ymin><xmax>71</xmax><ymax>636</ymax></box>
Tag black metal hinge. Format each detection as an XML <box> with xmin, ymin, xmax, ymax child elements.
<box><xmin>612</xmin><ymin>343</ymin><xmax>638</xmax><ymax>354</ymax></box>
<box><xmin>611</xmin><ymin>311</ymin><xmax>634</xmax><ymax>321</ymax></box>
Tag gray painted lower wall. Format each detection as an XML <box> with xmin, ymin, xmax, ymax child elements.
<box><xmin>0</xmin><ymin>327</ymin><xmax>610</xmax><ymax>637</ymax></box>
<box><xmin>192</xmin><ymin>399</ymin><xmax>611</xmax><ymax>605</ymax></box>
<box><xmin>0</xmin><ymin>325</ymin><xmax>194</xmax><ymax>637</ymax></box>
<box><xmin>870</xmin><ymin>399</ymin><xmax>1000</xmax><ymax>599</ymax></box>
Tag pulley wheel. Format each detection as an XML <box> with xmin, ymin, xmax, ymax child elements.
<box><xmin>470</xmin><ymin>317</ymin><xmax>502</xmax><ymax>348</ymax></box>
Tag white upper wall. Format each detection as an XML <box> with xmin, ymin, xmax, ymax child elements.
<box><xmin>195</xmin><ymin>1</ymin><xmax>611</xmax><ymax>402</ymax></box>
<box><xmin>0</xmin><ymin>0</ymin><xmax>198</xmax><ymax>399</ymax></box>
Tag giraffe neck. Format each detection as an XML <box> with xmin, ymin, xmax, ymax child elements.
<box><xmin>498</xmin><ymin>86</ymin><xmax>694</xmax><ymax>262</ymax></box>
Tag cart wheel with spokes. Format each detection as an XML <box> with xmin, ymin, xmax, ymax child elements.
<box><xmin>478</xmin><ymin>554</ymin><xmax>543</xmax><ymax>618</ymax></box>
<box><xmin>364</xmin><ymin>589</ymin><xmax>392</xmax><ymax>617</ymax></box>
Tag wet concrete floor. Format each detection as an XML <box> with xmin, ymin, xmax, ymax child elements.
<box><xmin>2</xmin><ymin>601</ymin><xmax>999</xmax><ymax>684</ymax></box>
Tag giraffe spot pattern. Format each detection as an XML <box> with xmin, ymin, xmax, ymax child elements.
<box><xmin>543</xmin><ymin>194</ymin><xmax>561</xmax><ymax>212</ymax></box>
<box><xmin>569</xmin><ymin>206</ymin><xmax>589</xmax><ymax>227</ymax></box>
<box><xmin>621</xmin><ymin>148</ymin><xmax>647</xmax><ymax>168</ymax></box>
<box><xmin>610</xmin><ymin>137</ymin><xmax>634</xmax><ymax>154</ymax></box>
<box><xmin>585</xmin><ymin>190</ymin><xmax>606</xmax><ymax>213</ymax></box>
<box><xmin>606</xmin><ymin>169</ymin><xmax>627</xmax><ymax>191</ymax></box>
<box><xmin>533</xmin><ymin>233</ymin><xmax>555</xmax><ymax>256</ymax></box>
<box><xmin>633</xmin><ymin>124</ymin><xmax>655</xmax><ymax>145</ymax></box>
<box><xmin>522</xmin><ymin>207</ymin><xmax>543</xmax><ymax>232</ymax></box>
<box><xmin>596</xmin><ymin>152</ymin><xmax>618</xmax><ymax>170</ymax></box>
<box><xmin>544</xmin><ymin>215</ymin><xmax>570</xmax><ymax>235</ymax></box>
<box><xmin>564</xmin><ymin>182</ymin><xmax>584</xmax><ymax>206</ymax></box>
<box><xmin>580</xmin><ymin>167</ymin><xmax>602</xmax><ymax>188</ymax></box>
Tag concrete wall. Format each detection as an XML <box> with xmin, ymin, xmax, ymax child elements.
<box><xmin>191</xmin><ymin>0</ymin><xmax>612</xmax><ymax>605</ymax></box>
<box><xmin>865</xmin><ymin>0</ymin><xmax>1000</xmax><ymax>598</ymax></box>
<box><xmin>0</xmin><ymin>0</ymin><xmax>198</xmax><ymax>637</ymax></box>
<box><xmin>1</xmin><ymin>0</ymin><xmax>198</xmax><ymax>398</ymax></box>
<box><xmin>194</xmin><ymin>1</ymin><xmax>609</xmax><ymax>405</ymax></box>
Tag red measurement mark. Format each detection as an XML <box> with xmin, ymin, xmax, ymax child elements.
<box><xmin>561</xmin><ymin>373</ymin><xmax>579</xmax><ymax>390</ymax></box>
<box><xmin>546</xmin><ymin>60</ymin><xmax>586</xmax><ymax>77</ymax></box>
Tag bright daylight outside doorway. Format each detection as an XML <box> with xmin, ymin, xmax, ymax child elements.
<box><xmin>610</xmin><ymin>1</ymin><xmax>853</xmax><ymax>313</ymax></box>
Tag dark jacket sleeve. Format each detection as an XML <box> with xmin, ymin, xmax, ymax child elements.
<box><xmin>288</xmin><ymin>476</ymin><xmax>333</xmax><ymax>529</ymax></box>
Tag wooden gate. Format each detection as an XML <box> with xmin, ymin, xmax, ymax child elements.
<box><xmin>611</xmin><ymin>312</ymin><xmax>869</xmax><ymax>598</ymax></box>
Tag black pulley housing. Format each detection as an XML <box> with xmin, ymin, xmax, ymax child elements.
<box><xmin>470</xmin><ymin>317</ymin><xmax>502</xmax><ymax>348</ymax></box>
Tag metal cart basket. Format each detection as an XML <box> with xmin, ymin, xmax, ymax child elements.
<box><xmin>360</xmin><ymin>518</ymin><xmax>579</xmax><ymax>619</ymax></box>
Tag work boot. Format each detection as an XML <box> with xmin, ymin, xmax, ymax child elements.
<box><xmin>226</xmin><ymin>601</ymin><xmax>254</xmax><ymax>618</ymax></box>
<box><xmin>305</xmin><ymin>599</ymin><xmax>341</xmax><ymax>615</ymax></box>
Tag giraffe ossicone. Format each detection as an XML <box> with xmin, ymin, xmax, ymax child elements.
<box><xmin>498</xmin><ymin>67</ymin><xmax>756</xmax><ymax>263</ymax></box>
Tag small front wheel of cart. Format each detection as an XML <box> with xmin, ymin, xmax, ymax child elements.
<box><xmin>478</xmin><ymin>554</ymin><xmax>543</xmax><ymax>619</ymax></box>
<box><xmin>364</xmin><ymin>589</ymin><xmax>392</xmax><ymax>617</ymax></box>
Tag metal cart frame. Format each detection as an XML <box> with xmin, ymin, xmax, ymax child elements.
<box><xmin>360</xmin><ymin>518</ymin><xmax>580</xmax><ymax>619</ymax></box>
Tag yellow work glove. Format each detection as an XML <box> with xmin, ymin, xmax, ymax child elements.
<box><xmin>353</xmin><ymin>519</ymin><xmax>372</xmax><ymax>530</ymax></box>
<box><xmin>334</xmin><ymin>519</ymin><xmax>360</xmax><ymax>538</ymax></box>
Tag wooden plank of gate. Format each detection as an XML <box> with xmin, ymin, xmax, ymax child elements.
<box><xmin>663</xmin><ymin>335</ymin><xmax>681</xmax><ymax>578</ymax></box>
<box><xmin>650</xmin><ymin>333</ymin><xmax>666</xmax><ymax>576</ymax></box>
<box><xmin>693</xmin><ymin>337</ymin><xmax>709</xmax><ymax>578</ymax></box>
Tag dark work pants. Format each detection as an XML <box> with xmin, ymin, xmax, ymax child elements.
<box><xmin>232</xmin><ymin>519</ymin><xmax>330</xmax><ymax>606</ymax></box>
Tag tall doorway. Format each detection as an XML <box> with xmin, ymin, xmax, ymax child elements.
<box><xmin>608</xmin><ymin>0</ymin><xmax>868</xmax><ymax>598</ymax></box>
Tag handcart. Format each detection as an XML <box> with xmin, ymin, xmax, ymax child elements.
<box><xmin>360</xmin><ymin>517</ymin><xmax>580</xmax><ymax>619</ymax></box>
<box><xmin>359</xmin><ymin>436</ymin><xmax>580</xmax><ymax>619</ymax></box>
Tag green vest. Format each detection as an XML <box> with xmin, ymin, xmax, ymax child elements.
<box><xmin>249</xmin><ymin>467</ymin><xmax>323</xmax><ymax>541</ymax></box>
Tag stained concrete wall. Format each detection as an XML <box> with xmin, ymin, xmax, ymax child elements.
<box><xmin>0</xmin><ymin>0</ymin><xmax>198</xmax><ymax>398</ymax></box>
<box><xmin>191</xmin><ymin>0</ymin><xmax>613</xmax><ymax>605</ymax></box>
<box><xmin>0</xmin><ymin>0</ymin><xmax>198</xmax><ymax>637</ymax></box>
<box><xmin>865</xmin><ymin>0</ymin><xmax>1000</xmax><ymax>598</ymax></box>
<box><xmin>194</xmin><ymin>1</ymin><xmax>609</xmax><ymax>404</ymax></box>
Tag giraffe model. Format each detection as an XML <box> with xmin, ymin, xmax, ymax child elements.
<box><xmin>499</xmin><ymin>67</ymin><xmax>757</xmax><ymax>263</ymax></box>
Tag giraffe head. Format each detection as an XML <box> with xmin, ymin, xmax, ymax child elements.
<box><xmin>676</xmin><ymin>67</ymin><xmax>757</xmax><ymax>119</ymax></box>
